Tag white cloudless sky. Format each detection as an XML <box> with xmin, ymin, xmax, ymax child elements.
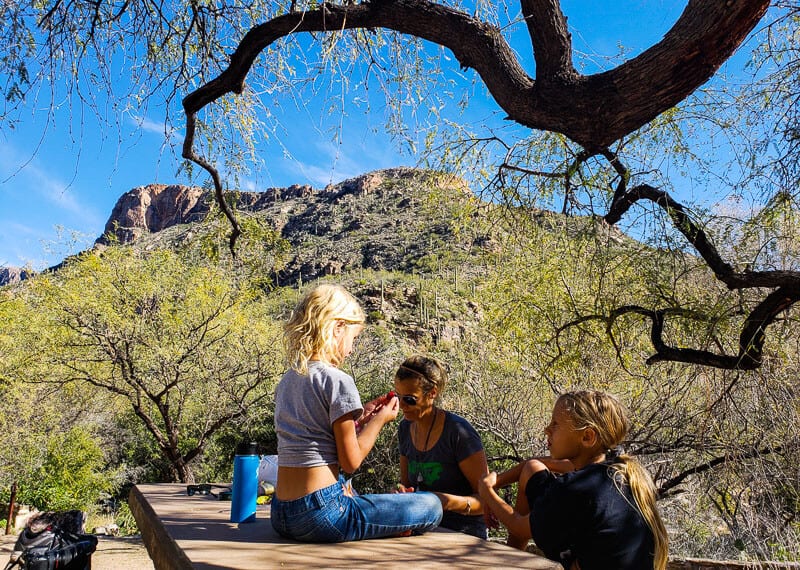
<box><xmin>1</xmin><ymin>1</ymin><xmax>744</xmax><ymax>270</ymax></box>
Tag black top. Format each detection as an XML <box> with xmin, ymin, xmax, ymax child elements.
<box><xmin>398</xmin><ymin>411</ymin><xmax>487</xmax><ymax>538</ymax></box>
<box><xmin>526</xmin><ymin>461</ymin><xmax>656</xmax><ymax>570</ymax></box>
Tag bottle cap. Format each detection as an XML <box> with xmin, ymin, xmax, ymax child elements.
<box><xmin>236</xmin><ymin>441</ymin><xmax>259</xmax><ymax>455</ymax></box>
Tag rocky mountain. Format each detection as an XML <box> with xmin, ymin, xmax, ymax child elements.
<box><xmin>95</xmin><ymin>171</ymin><xmax>413</xmax><ymax>250</ymax></box>
<box><xmin>0</xmin><ymin>267</ymin><xmax>32</xmax><ymax>287</ymax></box>
<box><xmin>100</xmin><ymin>168</ymin><xmax>507</xmax><ymax>286</ymax></box>
<box><xmin>95</xmin><ymin>183</ymin><xmax>208</xmax><ymax>244</ymax></box>
<box><xmin>0</xmin><ymin>171</ymin><xmax>390</xmax><ymax>287</ymax></box>
<box><xmin>1</xmin><ymin>167</ymin><xmax>625</xmax><ymax>287</ymax></box>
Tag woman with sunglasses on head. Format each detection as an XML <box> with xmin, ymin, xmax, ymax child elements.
<box><xmin>394</xmin><ymin>355</ymin><xmax>490</xmax><ymax>539</ymax></box>
<box><xmin>270</xmin><ymin>285</ymin><xmax>442</xmax><ymax>543</ymax></box>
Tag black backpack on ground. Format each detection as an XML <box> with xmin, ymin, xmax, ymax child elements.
<box><xmin>4</xmin><ymin>511</ymin><xmax>98</xmax><ymax>570</ymax></box>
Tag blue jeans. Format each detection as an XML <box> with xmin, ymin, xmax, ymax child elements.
<box><xmin>270</xmin><ymin>476</ymin><xmax>443</xmax><ymax>542</ymax></box>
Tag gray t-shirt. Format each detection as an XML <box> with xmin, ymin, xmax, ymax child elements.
<box><xmin>274</xmin><ymin>361</ymin><xmax>363</xmax><ymax>467</ymax></box>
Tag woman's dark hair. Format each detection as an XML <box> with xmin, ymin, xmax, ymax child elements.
<box><xmin>394</xmin><ymin>355</ymin><xmax>448</xmax><ymax>397</ymax></box>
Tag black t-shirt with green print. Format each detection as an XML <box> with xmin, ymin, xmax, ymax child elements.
<box><xmin>398</xmin><ymin>411</ymin><xmax>486</xmax><ymax>538</ymax></box>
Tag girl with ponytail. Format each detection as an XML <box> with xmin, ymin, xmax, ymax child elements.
<box><xmin>478</xmin><ymin>390</ymin><xmax>668</xmax><ymax>570</ymax></box>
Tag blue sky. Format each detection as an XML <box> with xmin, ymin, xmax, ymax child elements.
<box><xmin>0</xmin><ymin>1</ymin><xmax>734</xmax><ymax>270</ymax></box>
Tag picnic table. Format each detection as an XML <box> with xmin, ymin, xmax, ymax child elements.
<box><xmin>129</xmin><ymin>483</ymin><xmax>563</xmax><ymax>569</ymax></box>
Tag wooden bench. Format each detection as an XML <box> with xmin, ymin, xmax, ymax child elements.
<box><xmin>129</xmin><ymin>483</ymin><xmax>563</xmax><ymax>569</ymax></box>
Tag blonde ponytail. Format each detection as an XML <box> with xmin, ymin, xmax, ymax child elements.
<box><xmin>559</xmin><ymin>391</ymin><xmax>669</xmax><ymax>570</ymax></box>
<box><xmin>613</xmin><ymin>455</ymin><xmax>669</xmax><ymax>570</ymax></box>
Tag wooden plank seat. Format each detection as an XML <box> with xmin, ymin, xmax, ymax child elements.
<box><xmin>129</xmin><ymin>483</ymin><xmax>563</xmax><ymax>569</ymax></box>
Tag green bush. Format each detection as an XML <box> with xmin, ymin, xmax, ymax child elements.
<box><xmin>18</xmin><ymin>427</ymin><xmax>111</xmax><ymax>513</ymax></box>
<box><xmin>115</xmin><ymin>501</ymin><xmax>139</xmax><ymax>536</ymax></box>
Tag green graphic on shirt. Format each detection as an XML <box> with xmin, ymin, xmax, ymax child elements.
<box><xmin>409</xmin><ymin>460</ymin><xmax>443</xmax><ymax>487</ymax></box>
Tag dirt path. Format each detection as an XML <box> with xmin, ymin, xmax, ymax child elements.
<box><xmin>1</xmin><ymin>532</ymin><xmax>154</xmax><ymax>569</ymax></box>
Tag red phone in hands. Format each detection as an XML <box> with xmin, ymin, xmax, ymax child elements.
<box><xmin>356</xmin><ymin>391</ymin><xmax>397</xmax><ymax>433</ymax></box>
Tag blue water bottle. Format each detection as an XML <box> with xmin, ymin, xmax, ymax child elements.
<box><xmin>230</xmin><ymin>441</ymin><xmax>259</xmax><ymax>523</ymax></box>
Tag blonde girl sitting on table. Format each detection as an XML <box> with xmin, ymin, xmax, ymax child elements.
<box><xmin>270</xmin><ymin>284</ymin><xmax>442</xmax><ymax>542</ymax></box>
<box><xmin>478</xmin><ymin>390</ymin><xmax>668</xmax><ymax>570</ymax></box>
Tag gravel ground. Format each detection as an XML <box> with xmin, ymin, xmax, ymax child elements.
<box><xmin>1</xmin><ymin>532</ymin><xmax>155</xmax><ymax>569</ymax></box>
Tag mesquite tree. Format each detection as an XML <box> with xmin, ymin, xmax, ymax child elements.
<box><xmin>8</xmin><ymin>248</ymin><xmax>283</xmax><ymax>483</ymax></box>
<box><xmin>175</xmin><ymin>0</ymin><xmax>800</xmax><ymax>371</ymax></box>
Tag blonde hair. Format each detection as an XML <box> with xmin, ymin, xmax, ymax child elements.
<box><xmin>284</xmin><ymin>284</ymin><xmax>365</xmax><ymax>374</ymax></box>
<box><xmin>557</xmin><ymin>390</ymin><xmax>669</xmax><ymax>570</ymax></box>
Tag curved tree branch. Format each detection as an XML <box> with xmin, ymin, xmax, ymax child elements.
<box><xmin>594</xmin><ymin>148</ymin><xmax>800</xmax><ymax>370</ymax></box>
<box><xmin>605</xmin><ymin>183</ymin><xmax>800</xmax><ymax>290</ymax></box>
<box><xmin>658</xmin><ymin>445</ymin><xmax>783</xmax><ymax>498</ymax></box>
<box><xmin>180</xmin><ymin>0</ymin><xmax>785</xmax><ymax>370</ymax></box>
<box><xmin>520</xmin><ymin>0</ymin><xmax>575</xmax><ymax>83</ymax></box>
<box><xmin>559</xmin><ymin>287</ymin><xmax>800</xmax><ymax>370</ymax></box>
<box><xmin>606</xmin><ymin>182</ymin><xmax>738</xmax><ymax>281</ymax></box>
<box><xmin>184</xmin><ymin>0</ymin><xmax>769</xmax><ymax>143</ymax></box>
<box><xmin>181</xmin><ymin>0</ymin><xmax>769</xmax><ymax>248</ymax></box>
<box><xmin>182</xmin><ymin>114</ymin><xmax>241</xmax><ymax>252</ymax></box>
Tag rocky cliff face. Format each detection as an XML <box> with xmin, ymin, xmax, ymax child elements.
<box><xmin>95</xmin><ymin>171</ymin><xmax>395</xmax><ymax>247</ymax></box>
<box><xmin>96</xmin><ymin>184</ymin><xmax>207</xmax><ymax>245</ymax></box>
<box><xmin>1</xmin><ymin>168</ymin><xmax>463</xmax><ymax>287</ymax></box>
<box><xmin>3</xmin><ymin>167</ymin><xmax>615</xmax><ymax>288</ymax></box>
<box><xmin>105</xmin><ymin>168</ymin><xmax>483</xmax><ymax>285</ymax></box>
<box><xmin>0</xmin><ymin>266</ymin><xmax>32</xmax><ymax>287</ymax></box>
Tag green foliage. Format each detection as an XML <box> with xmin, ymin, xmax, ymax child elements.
<box><xmin>2</xmin><ymin>0</ymin><xmax>799</xmax><ymax>561</ymax></box>
<box><xmin>18</xmin><ymin>427</ymin><xmax>111</xmax><ymax>513</ymax></box>
<box><xmin>3</xmin><ymin>170</ymin><xmax>800</xmax><ymax>558</ymax></box>
<box><xmin>0</xmin><ymin>374</ymin><xmax>109</xmax><ymax>515</ymax></box>
<box><xmin>114</xmin><ymin>501</ymin><xmax>139</xmax><ymax>536</ymax></box>
<box><xmin>0</xmin><ymin>293</ymin><xmax>26</xmax><ymax>387</ymax></box>
<box><xmin>193</xmin><ymin>212</ymin><xmax>292</xmax><ymax>289</ymax></box>
<box><xmin>8</xmin><ymin>246</ymin><xmax>284</xmax><ymax>483</ymax></box>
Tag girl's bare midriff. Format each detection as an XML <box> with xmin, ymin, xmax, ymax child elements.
<box><xmin>276</xmin><ymin>464</ymin><xmax>340</xmax><ymax>501</ymax></box>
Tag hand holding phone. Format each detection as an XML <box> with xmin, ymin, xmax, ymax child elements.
<box><xmin>356</xmin><ymin>391</ymin><xmax>398</xmax><ymax>432</ymax></box>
